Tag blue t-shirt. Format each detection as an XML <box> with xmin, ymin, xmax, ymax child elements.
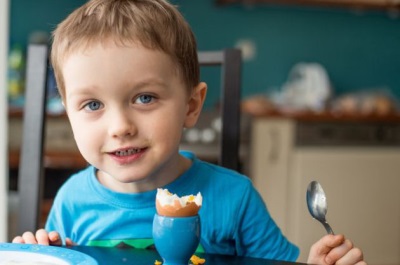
<box><xmin>45</xmin><ymin>151</ymin><xmax>299</xmax><ymax>261</ymax></box>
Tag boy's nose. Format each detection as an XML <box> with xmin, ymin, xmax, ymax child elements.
<box><xmin>108</xmin><ymin>111</ymin><xmax>137</xmax><ymax>138</ymax></box>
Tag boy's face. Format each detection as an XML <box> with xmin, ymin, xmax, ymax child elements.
<box><xmin>62</xmin><ymin>42</ymin><xmax>206</xmax><ymax>192</ymax></box>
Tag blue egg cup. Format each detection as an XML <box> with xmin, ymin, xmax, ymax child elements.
<box><xmin>152</xmin><ymin>214</ymin><xmax>200</xmax><ymax>265</ymax></box>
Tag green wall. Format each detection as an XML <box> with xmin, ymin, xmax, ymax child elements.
<box><xmin>9</xmin><ymin>0</ymin><xmax>400</xmax><ymax>109</ymax></box>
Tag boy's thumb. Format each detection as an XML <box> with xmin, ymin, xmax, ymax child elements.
<box><xmin>322</xmin><ymin>234</ymin><xmax>345</xmax><ymax>251</ymax></box>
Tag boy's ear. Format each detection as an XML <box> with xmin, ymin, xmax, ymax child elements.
<box><xmin>184</xmin><ymin>82</ymin><xmax>207</xmax><ymax>128</ymax></box>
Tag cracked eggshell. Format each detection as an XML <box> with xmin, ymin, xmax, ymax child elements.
<box><xmin>155</xmin><ymin>188</ymin><xmax>202</xmax><ymax>217</ymax></box>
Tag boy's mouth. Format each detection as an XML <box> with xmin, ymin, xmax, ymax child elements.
<box><xmin>114</xmin><ymin>148</ymin><xmax>143</xmax><ymax>157</ymax></box>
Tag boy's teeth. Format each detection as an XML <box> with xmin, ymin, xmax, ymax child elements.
<box><xmin>115</xmin><ymin>149</ymin><xmax>139</xmax><ymax>156</ymax></box>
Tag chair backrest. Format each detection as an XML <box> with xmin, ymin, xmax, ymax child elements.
<box><xmin>17</xmin><ymin>44</ymin><xmax>48</xmax><ymax>234</ymax></box>
<box><xmin>197</xmin><ymin>49</ymin><xmax>242</xmax><ymax>171</ymax></box>
<box><xmin>16</xmin><ymin>45</ymin><xmax>242</xmax><ymax>234</ymax></box>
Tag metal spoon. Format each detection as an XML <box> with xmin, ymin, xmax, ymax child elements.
<box><xmin>306</xmin><ymin>181</ymin><xmax>334</xmax><ymax>235</ymax></box>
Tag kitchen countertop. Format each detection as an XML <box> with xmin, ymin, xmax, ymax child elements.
<box><xmin>248</xmin><ymin>109</ymin><xmax>400</xmax><ymax>123</ymax></box>
<box><xmin>248</xmin><ymin>109</ymin><xmax>400</xmax><ymax>147</ymax></box>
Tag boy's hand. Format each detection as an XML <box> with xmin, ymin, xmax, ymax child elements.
<box><xmin>307</xmin><ymin>234</ymin><xmax>366</xmax><ymax>265</ymax></box>
<box><xmin>12</xmin><ymin>229</ymin><xmax>74</xmax><ymax>246</ymax></box>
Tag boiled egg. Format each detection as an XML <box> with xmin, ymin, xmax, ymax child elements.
<box><xmin>156</xmin><ymin>188</ymin><xmax>202</xmax><ymax>217</ymax></box>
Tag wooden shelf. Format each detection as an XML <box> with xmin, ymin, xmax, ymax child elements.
<box><xmin>216</xmin><ymin>0</ymin><xmax>400</xmax><ymax>10</ymax></box>
<box><xmin>9</xmin><ymin>150</ymin><xmax>87</xmax><ymax>169</ymax></box>
<box><xmin>8</xmin><ymin>107</ymin><xmax>67</xmax><ymax>119</ymax></box>
<box><xmin>249</xmin><ymin>109</ymin><xmax>400</xmax><ymax>123</ymax></box>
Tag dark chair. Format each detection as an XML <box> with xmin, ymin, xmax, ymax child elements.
<box><xmin>197</xmin><ymin>49</ymin><xmax>242</xmax><ymax>171</ymax></box>
<box><xmin>17</xmin><ymin>44</ymin><xmax>49</xmax><ymax>234</ymax></box>
<box><xmin>16</xmin><ymin>44</ymin><xmax>242</xmax><ymax>234</ymax></box>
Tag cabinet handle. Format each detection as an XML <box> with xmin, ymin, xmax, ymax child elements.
<box><xmin>267</xmin><ymin>128</ymin><xmax>279</xmax><ymax>162</ymax></box>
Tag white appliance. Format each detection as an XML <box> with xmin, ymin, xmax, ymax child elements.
<box><xmin>0</xmin><ymin>0</ymin><xmax>10</xmax><ymax>242</ymax></box>
<box><xmin>250</xmin><ymin>117</ymin><xmax>400</xmax><ymax>265</ymax></box>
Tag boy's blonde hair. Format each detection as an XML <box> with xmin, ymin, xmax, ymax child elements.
<box><xmin>51</xmin><ymin>0</ymin><xmax>199</xmax><ymax>100</ymax></box>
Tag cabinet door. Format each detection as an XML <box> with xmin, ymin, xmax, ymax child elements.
<box><xmin>288</xmin><ymin>147</ymin><xmax>400</xmax><ymax>264</ymax></box>
<box><xmin>250</xmin><ymin>118</ymin><xmax>296</xmax><ymax>234</ymax></box>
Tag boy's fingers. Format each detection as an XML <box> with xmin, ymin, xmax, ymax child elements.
<box><xmin>48</xmin><ymin>231</ymin><xmax>63</xmax><ymax>246</ymax></box>
<box><xmin>308</xmin><ymin>234</ymin><xmax>345</xmax><ymax>265</ymax></box>
<box><xmin>320</xmin><ymin>234</ymin><xmax>345</xmax><ymax>253</ymax></box>
<box><xmin>12</xmin><ymin>230</ymin><xmax>66</xmax><ymax>247</ymax></box>
<box><xmin>355</xmin><ymin>261</ymin><xmax>368</xmax><ymax>265</ymax></box>
<box><xmin>65</xmin><ymin>238</ymin><xmax>75</xmax><ymax>246</ymax></box>
<box><xmin>325</xmin><ymin>239</ymin><xmax>353</xmax><ymax>264</ymax></box>
<box><xmin>35</xmin><ymin>229</ymin><xmax>50</xmax><ymax>245</ymax></box>
<box><xmin>21</xmin><ymin>232</ymin><xmax>38</xmax><ymax>244</ymax></box>
<box><xmin>12</xmin><ymin>236</ymin><xmax>25</xmax><ymax>244</ymax></box>
<box><xmin>334</xmin><ymin>247</ymin><xmax>364</xmax><ymax>265</ymax></box>
<box><xmin>308</xmin><ymin>235</ymin><xmax>366</xmax><ymax>265</ymax></box>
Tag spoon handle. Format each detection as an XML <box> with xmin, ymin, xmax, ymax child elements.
<box><xmin>323</xmin><ymin>221</ymin><xmax>334</xmax><ymax>235</ymax></box>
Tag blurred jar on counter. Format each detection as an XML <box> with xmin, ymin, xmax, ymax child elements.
<box><xmin>7</xmin><ymin>44</ymin><xmax>25</xmax><ymax>106</ymax></box>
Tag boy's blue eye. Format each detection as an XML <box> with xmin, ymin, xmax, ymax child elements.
<box><xmin>136</xmin><ymin>94</ymin><xmax>154</xmax><ymax>104</ymax></box>
<box><xmin>84</xmin><ymin>101</ymin><xmax>102</xmax><ymax>111</ymax></box>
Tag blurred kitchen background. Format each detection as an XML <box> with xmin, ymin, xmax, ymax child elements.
<box><xmin>1</xmin><ymin>0</ymin><xmax>400</xmax><ymax>264</ymax></box>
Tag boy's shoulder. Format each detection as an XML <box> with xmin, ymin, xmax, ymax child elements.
<box><xmin>56</xmin><ymin>166</ymin><xmax>94</xmax><ymax>194</ymax></box>
<box><xmin>67</xmin><ymin>165</ymin><xmax>93</xmax><ymax>181</ymax></box>
<box><xmin>190</xmin><ymin>155</ymin><xmax>253</xmax><ymax>192</ymax></box>
<box><xmin>195</xmin><ymin>159</ymin><xmax>248</xmax><ymax>181</ymax></box>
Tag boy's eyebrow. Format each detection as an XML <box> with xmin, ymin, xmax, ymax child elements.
<box><xmin>125</xmin><ymin>74</ymin><xmax>177</xmax><ymax>91</ymax></box>
<box><xmin>133</xmin><ymin>78</ymin><xmax>170</xmax><ymax>90</ymax></box>
<box><xmin>66</xmin><ymin>78</ymin><xmax>171</xmax><ymax>99</ymax></box>
<box><xmin>66</xmin><ymin>85</ymin><xmax>99</xmax><ymax>99</ymax></box>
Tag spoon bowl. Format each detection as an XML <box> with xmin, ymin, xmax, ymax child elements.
<box><xmin>306</xmin><ymin>181</ymin><xmax>334</xmax><ymax>235</ymax></box>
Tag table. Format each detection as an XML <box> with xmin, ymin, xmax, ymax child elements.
<box><xmin>71</xmin><ymin>246</ymin><xmax>308</xmax><ymax>265</ymax></box>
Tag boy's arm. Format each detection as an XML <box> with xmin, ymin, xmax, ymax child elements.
<box><xmin>236</xmin><ymin>183</ymin><xmax>299</xmax><ymax>261</ymax></box>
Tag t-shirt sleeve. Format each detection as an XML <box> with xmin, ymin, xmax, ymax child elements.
<box><xmin>235</xmin><ymin>181</ymin><xmax>300</xmax><ymax>261</ymax></box>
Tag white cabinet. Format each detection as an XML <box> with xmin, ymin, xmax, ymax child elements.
<box><xmin>250</xmin><ymin>117</ymin><xmax>400</xmax><ymax>265</ymax></box>
<box><xmin>250</xmin><ymin>118</ymin><xmax>296</xmax><ymax>234</ymax></box>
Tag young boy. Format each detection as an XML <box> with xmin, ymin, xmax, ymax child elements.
<box><xmin>13</xmin><ymin>0</ymin><xmax>365</xmax><ymax>264</ymax></box>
